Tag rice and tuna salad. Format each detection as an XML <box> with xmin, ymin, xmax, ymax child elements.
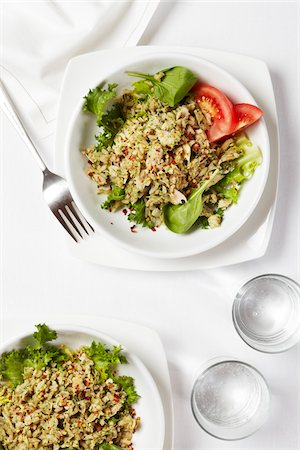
<box><xmin>0</xmin><ymin>325</ymin><xmax>140</xmax><ymax>450</ymax></box>
<box><xmin>81</xmin><ymin>66</ymin><xmax>263</xmax><ymax>233</ymax></box>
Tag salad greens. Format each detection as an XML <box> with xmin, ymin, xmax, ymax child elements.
<box><xmin>0</xmin><ymin>325</ymin><xmax>139</xmax><ymax>408</ymax></box>
<box><xmin>84</xmin><ymin>342</ymin><xmax>140</xmax><ymax>406</ymax></box>
<box><xmin>83</xmin><ymin>67</ymin><xmax>197</xmax><ymax>151</ymax></box>
<box><xmin>102</xmin><ymin>185</ymin><xmax>125</xmax><ymax>210</ymax></box>
<box><xmin>83</xmin><ymin>83</ymin><xmax>124</xmax><ymax>152</ymax></box>
<box><xmin>84</xmin><ymin>340</ymin><xmax>127</xmax><ymax>382</ymax></box>
<box><xmin>164</xmin><ymin>168</ymin><xmax>220</xmax><ymax>234</ymax></box>
<box><xmin>0</xmin><ymin>324</ymin><xmax>67</xmax><ymax>387</ymax></box>
<box><xmin>127</xmin><ymin>66</ymin><xmax>197</xmax><ymax>106</ymax></box>
<box><xmin>164</xmin><ymin>134</ymin><xmax>262</xmax><ymax>233</ymax></box>
<box><xmin>214</xmin><ymin>134</ymin><xmax>262</xmax><ymax>203</ymax></box>
<box><xmin>0</xmin><ymin>326</ymin><xmax>139</xmax><ymax>450</ymax></box>
<box><xmin>128</xmin><ymin>198</ymin><xmax>154</xmax><ymax>229</ymax></box>
<box><xmin>113</xmin><ymin>375</ymin><xmax>140</xmax><ymax>407</ymax></box>
<box><xmin>99</xmin><ymin>444</ymin><xmax>123</xmax><ymax>450</ymax></box>
<box><xmin>82</xmin><ymin>69</ymin><xmax>263</xmax><ymax>233</ymax></box>
<box><xmin>83</xmin><ymin>83</ymin><xmax>118</xmax><ymax>125</ymax></box>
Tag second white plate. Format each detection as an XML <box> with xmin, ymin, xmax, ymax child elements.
<box><xmin>0</xmin><ymin>324</ymin><xmax>165</xmax><ymax>450</ymax></box>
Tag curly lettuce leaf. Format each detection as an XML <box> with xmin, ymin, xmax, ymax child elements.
<box><xmin>214</xmin><ymin>134</ymin><xmax>262</xmax><ymax>203</ymax></box>
<box><xmin>84</xmin><ymin>341</ymin><xmax>127</xmax><ymax>382</ymax></box>
<box><xmin>0</xmin><ymin>324</ymin><xmax>67</xmax><ymax>387</ymax></box>
<box><xmin>33</xmin><ymin>323</ymin><xmax>57</xmax><ymax>348</ymax></box>
<box><xmin>95</xmin><ymin>104</ymin><xmax>125</xmax><ymax>151</ymax></box>
<box><xmin>83</xmin><ymin>84</ymin><xmax>118</xmax><ymax>125</ymax></box>
<box><xmin>114</xmin><ymin>375</ymin><xmax>140</xmax><ymax>407</ymax></box>
<box><xmin>83</xmin><ymin>84</ymin><xmax>124</xmax><ymax>152</ymax></box>
<box><xmin>101</xmin><ymin>185</ymin><xmax>125</xmax><ymax>210</ymax></box>
<box><xmin>128</xmin><ymin>199</ymin><xmax>153</xmax><ymax>228</ymax></box>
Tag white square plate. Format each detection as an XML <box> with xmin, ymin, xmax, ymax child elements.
<box><xmin>54</xmin><ymin>46</ymin><xmax>279</xmax><ymax>271</ymax></box>
<box><xmin>0</xmin><ymin>316</ymin><xmax>174</xmax><ymax>450</ymax></box>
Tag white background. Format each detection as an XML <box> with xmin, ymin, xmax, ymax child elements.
<box><xmin>1</xmin><ymin>1</ymin><xmax>300</xmax><ymax>449</ymax></box>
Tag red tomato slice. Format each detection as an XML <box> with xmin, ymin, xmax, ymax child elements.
<box><xmin>192</xmin><ymin>84</ymin><xmax>237</xmax><ymax>142</ymax></box>
<box><xmin>231</xmin><ymin>103</ymin><xmax>264</xmax><ymax>134</ymax></box>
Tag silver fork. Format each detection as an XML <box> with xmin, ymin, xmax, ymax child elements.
<box><xmin>0</xmin><ymin>80</ymin><xmax>94</xmax><ymax>242</ymax></box>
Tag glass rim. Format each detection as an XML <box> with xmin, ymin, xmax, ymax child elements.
<box><xmin>190</xmin><ymin>358</ymin><xmax>270</xmax><ymax>441</ymax></box>
<box><xmin>232</xmin><ymin>273</ymin><xmax>300</xmax><ymax>354</ymax></box>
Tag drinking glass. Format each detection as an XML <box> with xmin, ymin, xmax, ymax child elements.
<box><xmin>191</xmin><ymin>358</ymin><xmax>270</xmax><ymax>440</ymax></box>
<box><xmin>233</xmin><ymin>274</ymin><xmax>300</xmax><ymax>353</ymax></box>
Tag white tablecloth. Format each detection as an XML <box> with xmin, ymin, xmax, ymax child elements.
<box><xmin>1</xmin><ymin>2</ymin><xmax>299</xmax><ymax>449</ymax></box>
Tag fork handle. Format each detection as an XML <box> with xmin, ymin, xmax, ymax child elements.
<box><xmin>0</xmin><ymin>80</ymin><xmax>47</xmax><ymax>172</ymax></box>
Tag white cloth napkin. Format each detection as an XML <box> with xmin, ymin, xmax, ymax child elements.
<box><xmin>1</xmin><ymin>1</ymin><xmax>159</xmax><ymax>149</ymax></box>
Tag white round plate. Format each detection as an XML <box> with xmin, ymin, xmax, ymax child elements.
<box><xmin>65</xmin><ymin>51</ymin><xmax>270</xmax><ymax>259</ymax></box>
<box><xmin>0</xmin><ymin>325</ymin><xmax>165</xmax><ymax>450</ymax></box>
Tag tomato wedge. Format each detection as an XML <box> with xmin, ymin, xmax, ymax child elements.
<box><xmin>231</xmin><ymin>103</ymin><xmax>264</xmax><ymax>134</ymax></box>
<box><xmin>192</xmin><ymin>84</ymin><xmax>237</xmax><ymax>142</ymax></box>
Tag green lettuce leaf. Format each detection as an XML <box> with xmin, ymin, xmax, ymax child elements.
<box><xmin>83</xmin><ymin>84</ymin><xmax>118</xmax><ymax>125</ymax></box>
<box><xmin>101</xmin><ymin>185</ymin><xmax>125</xmax><ymax>210</ymax></box>
<box><xmin>84</xmin><ymin>341</ymin><xmax>127</xmax><ymax>382</ymax></box>
<box><xmin>214</xmin><ymin>134</ymin><xmax>262</xmax><ymax>203</ymax></box>
<box><xmin>83</xmin><ymin>84</ymin><xmax>124</xmax><ymax>152</ymax></box>
<box><xmin>114</xmin><ymin>375</ymin><xmax>140</xmax><ymax>407</ymax></box>
<box><xmin>127</xmin><ymin>198</ymin><xmax>153</xmax><ymax>228</ymax></box>
<box><xmin>33</xmin><ymin>324</ymin><xmax>57</xmax><ymax>348</ymax></box>
<box><xmin>0</xmin><ymin>324</ymin><xmax>68</xmax><ymax>387</ymax></box>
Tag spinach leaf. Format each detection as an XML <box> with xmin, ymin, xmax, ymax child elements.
<box><xmin>132</xmin><ymin>80</ymin><xmax>153</xmax><ymax>96</ymax></box>
<box><xmin>164</xmin><ymin>169</ymin><xmax>219</xmax><ymax>233</ymax></box>
<box><xmin>128</xmin><ymin>66</ymin><xmax>197</xmax><ymax>106</ymax></box>
<box><xmin>101</xmin><ymin>186</ymin><xmax>125</xmax><ymax>210</ymax></box>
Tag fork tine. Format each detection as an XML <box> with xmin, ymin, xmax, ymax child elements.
<box><xmin>52</xmin><ymin>209</ymin><xmax>78</xmax><ymax>242</ymax></box>
<box><xmin>68</xmin><ymin>201</ymin><xmax>93</xmax><ymax>235</ymax></box>
<box><xmin>60</xmin><ymin>207</ymin><xmax>84</xmax><ymax>239</ymax></box>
